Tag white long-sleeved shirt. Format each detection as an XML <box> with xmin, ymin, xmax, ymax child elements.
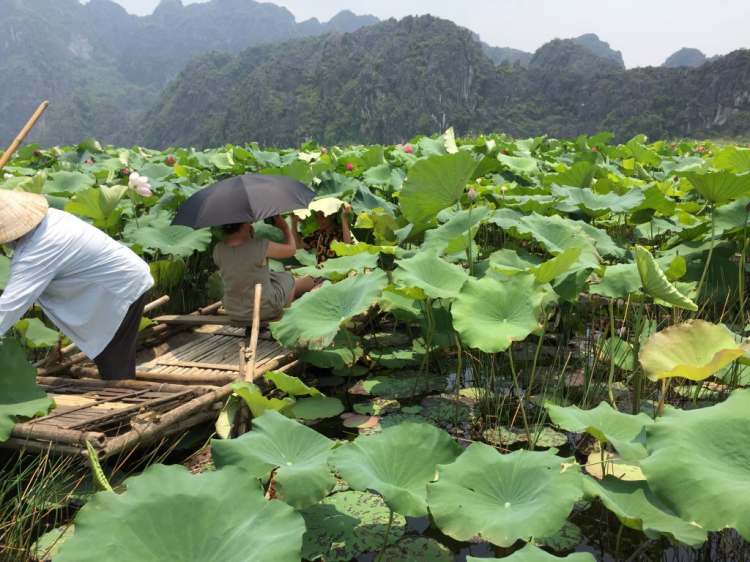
<box><xmin>0</xmin><ymin>208</ymin><xmax>154</xmax><ymax>358</ymax></box>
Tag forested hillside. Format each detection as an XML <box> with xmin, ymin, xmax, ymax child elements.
<box><xmin>137</xmin><ymin>16</ymin><xmax>750</xmax><ymax>148</ymax></box>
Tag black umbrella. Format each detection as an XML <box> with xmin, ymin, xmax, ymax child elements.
<box><xmin>171</xmin><ymin>174</ymin><xmax>316</xmax><ymax>229</ymax></box>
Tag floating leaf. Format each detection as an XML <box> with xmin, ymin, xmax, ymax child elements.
<box><xmin>379</xmin><ymin>537</ymin><xmax>453</xmax><ymax>562</ymax></box>
<box><xmin>427</xmin><ymin>444</ymin><xmax>583</xmax><ymax>547</ymax></box>
<box><xmin>342</xmin><ymin>415</ymin><xmax>380</xmax><ymax>429</ymax></box>
<box><xmin>361</xmin><ymin>372</ymin><xmax>439</xmax><ymax>399</ymax></box>
<box><xmin>640</xmin><ymin>390</ymin><xmax>750</xmax><ymax>539</ymax></box>
<box><xmin>288</xmin><ymin>396</ymin><xmax>345</xmax><ymax>420</ymax></box>
<box><xmin>466</xmin><ymin>542</ymin><xmax>595</xmax><ymax>561</ymax></box>
<box><xmin>0</xmin><ymin>339</ymin><xmax>55</xmax><ymax>442</ymax></box>
<box><xmin>585</xmin><ymin>451</ymin><xmax>644</xmax><ymax>481</ymax></box>
<box><xmin>353</xmin><ymin>398</ymin><xmax>401</xmax><ymax>416</ymax></box>
<box><xmin>211</xmin><ymin>410</ymin><xmax>335</xmax><ymax>509</ymax></box>
<box><xmin>452</xmin><ymin>273</ymin><xmax>544</xmax><ymax>353</ymax></box>
<box><xmin>300</xmin><ymin>491</ymin><xmax>406</xmax><ymax>562</ymax></box>
<box><xmin>640</xmin><ymin>320</ymin><xmax>750</xmax><ymax>381</ymax></box>
<box><xmin>583</xmin><ymin>476</ymin><xmax>706</xmax><ymax>547</ymax></box>
<box><xmin>263</xmin><ymin>371</ymin><xmax>322</xmax><ymax>396</ymax></box>
<box><xmin>331</xmin><ymin>423</ymin><xmax>463</xmax><ymax>517</ymax></box>
<box><xmin>55</xmin><ymin>465</ymin><xmax>305</xmax><ymax>562</ymax></box>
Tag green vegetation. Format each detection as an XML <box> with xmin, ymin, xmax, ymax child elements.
<box><xmin>1</xmin><ymin>129</ymin><xmax>750</xmax><ymax>560</ymax></box>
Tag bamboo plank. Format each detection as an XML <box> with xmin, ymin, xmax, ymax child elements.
<box><xmin>154</xmin><ymin>361</ymin><xmax>240</xmax><ymax>371</ymax></box>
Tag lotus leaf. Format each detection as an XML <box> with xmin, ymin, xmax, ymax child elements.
<box><xmin>288</xmin><ymin>396</ymin><xmax>345</xmax><ymax>420</ymax></box>
<box><xmin>589</xmin><ymin>263</ymin><xmax>641</xmax><ymax>299</ymax></box>
<box><xmin>597</xmin><ymin>336</ymin><xmax>635</xmax><ymax>371</ymax></box>
<box><xmin>232</xmin><ymin>381</ymin><xmax>295</xmax><ymax>419</ymax></box>
<box><xmin>544</xmin><ymin>160</ymin><xmax>596</xmax><ymax>188</ymax></box>
<box><xmin>466</xmin><ymin>543</ymin><xmax>595</xmax><ymax>561</ymax></box>
<box><xmin>43</xmin><ymin>171</ymin><xmax>95</xmax><ymax>195</ymax></box>
<box><xmin>392</xmin><ymin>250</ymin><xmax>469</xmax><ymax>300</ymax></box>
<box><xmin>0</xmin><ymin>339</ymin><xmax>55</xmax><ymax>441</ymax></box>
<box><xmin>211</xmin><ymin>410</ymin><xmax>335</xmax><ymax>509</ymax></box>
<box><xmin>639</xmin><ymin>320</ymin><xmax>750</xmax><ymax>381</ymax></box>
<box><xmin>271</xmin><ymin>270</ymin><xmax>387</xmax><ymax>350</ymax></box>
<box><xmin>331</xmin><ymin>422</ymin><xmax>463</xmax><ymax>516</ymax></box>
<box><xmin>293</xmin><ymin>253</ymin><xmax>378</xmax><ymax>281</ymax></box>
<box><xmin>65</xmin><ymin>185</ymin><xmax>128</xmax><ymax>223</ymax></box>
<box><xmin>711</xmin><ymin>197</ymin><xmax>750</xmax><ymax>236</ymax></box>
<box><xmin>545</xmin><ymin>401</ymin><xmax>652</xmax><ymax>460</ymax></box>
<box><xmin>33</xmin><ymin>525</ymin><xmax>74</xmax><ymax>560</ymax></box>
<box><xmin>263</xmin><ymin>371</ymin><xmax>322</xmax><ymax>396</ymax></box>
<box><xmin>420</xmin><ymin>393</ymin><xmax>474</xmax><ymax>423</ymax></box>
<box><xmin>55</xmin><ymin>465</ymin><xmax>305</xmax><ymax>562</ymax></box>
<box><xmin>683</xmin><ymin>171</ymin><xmax>750</xmax><ymax>204</ymax></box>
<box><xmin>0</xmin><ymin>255</ymin><xmax>9</xmax><ymax>290</ymax></box>
<box><xmin>551</xmin><ymin>185</ymin><xmax>645</xmax><ymax>217</ymax></box>
<box><xmin>13</xmin><ymin>318</ymin><xmax>60</xmax><ymax>347</ymax></box>
<box><xmin>483</xmin><ymin>425</ymin><xmax>568</xmax><ymax>449</ymax></box>
<box><xmin>353</xmin><ymin>398</ymin><xmax>401</xmax><ymax>416</ymax></box>
<box><xmin>369</xmin><ymin>347</ymin><xmax>423</xmax><ymax>368</ymax></box>
<box><xmin>379</xmin><ymin>537</ymin><xmax>453</xmax><ymax>562</ymax></box>
<box><xmin>215</xmin><ymin>395</ymin><xmax>239</xmax><ymax>439</ymax></box>
<box><xmin>362</xmin><ymin>412</ymin><xmax>435</xmax><ymax>436</ymax></box>
<box><xmin>422</xmin><ymin>206</ymin><xmax>491</xmax><ymax>254</ymax></box>
<box><xmin>300</xmin><ymin>490</ymin><xmax>406</xmax><ymax>562</ymax></box>
<box><xmin>149</xmin><ymin>258</ymin><xmax>186</xmax><ymax>288</ymax></box>
<box><xmin>713</xmin><ymin>146</ymin><xmax>750</xmax><ymax>174</ymax></box>
<box><xmin>299</xmin><ymin>330</ymin><xmax>363</xmax><ymax>369</ymax></box>
<box><xmin>130</xmin><ymin>225</ymin><xmax>211</xmax><ymax>258</ymax></box>
<box><xmin>532</xmin><ymin>247</ymin><xmax>583</xmax><ymax>284</ymax></box>
<box><xmin>583</xmin><ymin>476</ymin><xmax>706</xmax><ymax>547</ymax></box>
<box><xmin>361</xmin><ymin>372</ymin><xmax>440</xmax><ymax>398</ymax></box>
<box><xmin>400</xmin><ymin>152</ymin><xmax>478</xmax><ymax>225</ymax></box>
<box><xmin>511</xmin><ymin>214</ymin><xmax>599</xmax><ymax>264</ymax></box>
<box><xmin>640</xmin><ymin>390</ymin><xmax>750</xmax><ymax>539</ymax></box>
<box><xmin>292</xmin><ymin>196</ymin><xmax>343</xmax><ymax>219</ymax></box>
<box><xmin>427</xmin><ymin>444</ymin><xmax>583</xmax><ymax>547</ymax></box>
<box><xmin>452</xmin><ymin>273</ymin><xmax>544</xmax><ymax>353</ymax></box>
<box><xmin>635</xmin><ymin>246</ymin><xmax>698</xmax><ymax>310</ymax></box>
<box><xmin>585</xmin><ymin>450</ymin><xmax>644</xmax><ymax>481</ymax></box>
<box><xmin>331</xmin><ymin>240</ymin><xmax>403</xmax><ymax>257</ymax></box>
<box><xmin>535</xmin><ymin>523</ymin><xmax>584</xmax><ymax>552</ymax></box>
<box><xmin>498</xmin><ymin>153</ymin><xmax>540</xmax><ymax>175</ymax></box>
<box><xmin>489</xmin><ymin>248</ymin><xmax>542</xmax><ymax>274</ymax></box>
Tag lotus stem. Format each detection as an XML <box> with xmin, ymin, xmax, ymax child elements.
<box><xmin>375</xmin><ymin>509</ymin><xmax>395</xmax><ymax>562</ymax></box>
<box><xmin>695</xmin><ymin>204</ymin><xmax>716</xmax><ymax>301</ymax></box>
<box><xmin>453</xmin><ymin>332</ymin><xmax>462</xmax><ymax>428</ymax></box>
<box><xmin>508</xmin><ymin>347</ymin><xmax>532</xmax><ymax>449</ymax></box>
<box><xmin>607</xmin><ymin>298</ymin><xmax>616</xmax><ymax>406</ymax></box>
<box><xmin>528</xmin><ymin>316</ymin><xmax>547</xmax><ymax>399</ymax></box>
<box><xmin>656</xmin><ymin>379</ymin><xmax>669</xmax><ymax>418</ymax></box>
<box><xmin>739</xmin><ymin>217</ymin><xmax>748</xmax><ymax>328</ymax></box>
<box><xmin>630</xmin><ymin>295</ymin><xmax>646</xmax><ymax>416</ymax></box>
<box><xmin>411</xmin><ymin>298</ymin><xmax>435</xmax><ymax>400</ymax></box>
<box><xmin>615</xmin><ymin>522</ymin><xmax>625</xmax><ymax>560</ymax></box>
<box><xmin>466</xmin><ymin>205</ymin><xmax>474</xmax><ymax>276</ymax></box>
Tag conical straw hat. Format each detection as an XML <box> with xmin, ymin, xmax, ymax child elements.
<box><xmin>0</xmin><ymin>190</ymin><xmax>49</xmax><ymax>245</ymax></box>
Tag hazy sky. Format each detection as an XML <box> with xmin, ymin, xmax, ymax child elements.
<box><xmin>96</xmin><ymin>0</ymin><xmax>750</xmax><ymax>68</ymax></box>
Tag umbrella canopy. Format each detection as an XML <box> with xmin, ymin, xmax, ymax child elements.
<box><xmin>171</xmin><ymin>174</ymin><xmax>316</xmax><ymax>229</ymax></box>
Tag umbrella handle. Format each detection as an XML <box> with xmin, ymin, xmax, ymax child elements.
<box><xmin>0</xmin><ymin>101</ymin><xmax>49</xmax><ymax>171</ymax></box>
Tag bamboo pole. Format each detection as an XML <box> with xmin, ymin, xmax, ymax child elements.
<box><xmin>236</xmin><ymin>284</ymin><xmax>262</xmax><ymax>437</ymax></box>
<box><xmin>46</xmin><ymin>372</ymin><xmax>215</xmax><ymax>395</ymax></box>
<box><xmin>10</xmin><ymin>425</ymin><xmax>106</xmax><ymax>447</ymax></box>
<box><xmin>0</xmin><ymin>101</ymin><xmax>49</xmax><ymax>171</ymax></box>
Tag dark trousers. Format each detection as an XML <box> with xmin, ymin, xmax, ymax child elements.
<box><xmin>93</xmin><ymin>292</ymin><xmax>149</xmax><ymax>380</ymax></box>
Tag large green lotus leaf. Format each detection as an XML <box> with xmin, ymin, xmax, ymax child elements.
<box><xmin>232</xmin><ymin>381</ymin><xmax>295</xmax><ymax>419</ymax></box>
<box><xmin>149</xmin><ymin>259</ymin><xmax>187</xmax><ymax>289</ymax></box>
<box><xmin>422</xmin><ymin>206</ymin><xmax>491</xmax><ymax>254</ymax></box>
<box><xmin>589</xmin><ymin>263</ymin><xmax>640</xmax><ymax>298</ymax></box>
<box><xmin>713</xmin><ymin>146</ymin><xmax>750</xmax><ymax>173</ymax></box>
<box><xmin>299</xmin><ymin>330</ymin><xmax>363</xmax><ymax>369</ymax></box>
<box><xmin>0</xmin><ymin>339</ymin><xmax>55</xmax><ymax>441</ymax></box>
<box><xmin>532</xmin><ymin>247</ymin><xmax>582</xmax><ymax>284</ymax></box>
<box><xmin>331</xmin><ymin>423</ymin><xmax>462</xmax><ymax>517</ymax></box>
<box><xmin>683</xmin><ymin>171</ymin><xmax>750</xmax><ymax>204</ymax></box>
<box><xmin>13</xmin><ymin>318</ymin><xmax>60</xmax><ymax>348</ymax></box>
<box><xmin>489</xmin><ymin>248</ymin><xmax>542</xmax><ymax>274</ymax></box>
<box><xmin>129</xmin><ymin>225</ymin><xmax>211</xmax><ymax>258</ymax></box>
<box><xmin>511</xmin><ymin>214</ymin><xmax>600</xmax><ymax>266</ymax></box>
<box><xmin>551</xmin><ymin>186</ymin><xmax>644</xmax><ymax>217</ymax></box>
<box><xmin>544</xmin><ymin>160</ymin><xmax>596</xmax><ymax>188</ymax></box>
<box><xmin>380</xmin><ymin>537</ymin><xmax>453</xmax><ymax>562</ymax></box>
<box><xmin>582</xmin><ymin>476</ymin><xmax>706</xmax><ymax>547</ymax></box>
<box><xmin>263</xmin><ymin>371</ymin><xmax>323</xmax><ymax>396</ymax></box>
<box><xmin>498</xmin><ymin>153</ymin><xmax>540</xmax><ymax>175</ymax></box>
<box><xmin>468</xmin><ymin>543</ymin><xmax>595</xmax><ymax>561</ymax></box>
<box><xmin>427</xmin><ymin>444</ymin><xmax>583</xmax><ymax>547</ymax></box>
<box><xmin>573</xmin><ymin>219</ymin><xmax>626</xmax><ymax>259</ymax></box>
<box><xmin>43</xmin><ymin>171</ymin><xmax>95</xmax><ymax>196</ymax></box>
<box><xmin>293</xmin><ymin>253</ymin><xmax>378</xmax><ymax>281</ymax></box>
<box><xmin>640</xmin><ymin>390</ymin><xmax>750</xmax><ymax>538</ymax></box>
<box><xmin>392</xmin><ymin>250</ymin><xmax>469</xmax><ymax>300</ymax></box>
<box><xmin>300</xmin><ymin>490</ymin><xmax>406</xmax><ymax>562</ymax></box>
<box><xmin>331</xmin><ymin>240</ymin><xmax>404</xmax><ymax>257</ymax></box>
<box><xmin>139</xmin><ymin>162</ymin><xmax>175</xmax><ymax>181</ymax></box>
<box><xmin>271</xmin><ymin>270</ymin><xmax>387</xmax><ymax>350</ymax></box>
<box><xmin>640</xmin><ymin>320</ymin><xmax>750</xmax><ymax>381</ymax></box>
<box><xmin>65</xmin><ymin>185</ymin><xmax>128</xmax><ymax>222</ymax></box>
<box><xmin>211</xmin><ymin>410</ymin><xmax>335</xmax><ymax>509</ymax></box>
<box><xmin>635</xmin><ymin>246</ymin><xmax>697</xmax><ymax>310</ymax></box>
<box><xmin>378</xmin><ymin>288</ymin><xmax>421</xmax><ymax>322</ymax></box>
<box><xmin>0</xmin><ymin>255</ymin><xmax>9</xmax><ymax>290</ymax></box>
<box><xmin>361</xmin><ymin>371</ymin><xmax>442</xmax><ymax>399</ymax></box>
<box><xmin>292</xmin><ymin>196</ymin><xmax>343</xmax><ymax>219</ymax></box>
<box><xmin>626</xmin><ymin>138</ymin><xmax>662</xmax><ymax>167</ymax></box>
<box><xmin>597</xmin><ymin>336</ymin><xmax>635</xmax><ymax>371</ymax></box>
<box><xmin>55</xmin><ymin>464</ymin><xmax>305</xmax><ymax>562</ymax></box>
<box><xmin>452</xmin><ymin>273</ymin><xmax>544</xmax><ymax>353</ymax></box>
<box><xmin>711</xmin><ymin>197</ymin><xmax>750</xmax><ymax>236</ymax></box>
<box><xmin>545</xmin><ymin>401</ymin><xmax>652</xmax><ymax>460</ymax></box>
<box><xmin>400</xmin><ymin>152</ymin><xmax>478</xmax><ymax>225</ymax></box>
<box><xmin>288</xmin><ymin>396</ymin><xmax>345</xmax><ymax>420</ymax></box>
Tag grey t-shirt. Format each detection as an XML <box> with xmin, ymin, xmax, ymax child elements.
<box><xmin>213</xmin><ymin>237</ymin><xmax>294</xmax><ymax>321</ymax></box>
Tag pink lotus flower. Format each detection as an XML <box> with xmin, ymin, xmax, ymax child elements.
<box><xmin>591</xmin><ymin>147</ymin><xmax>597</xmax><ymax>152</ymax></box>
<box><xmin>123</xmin><ymin>167</ymin><xmax>130</xmax><ymax>176</ymax></box>
<box><xmin>136</xmin><ymin>185</ymin><xmax>153</xmax><ymax>197</ymax></box>
<box><xmin>321</xmin><ymin>147</ymin><xmax>328</xmax><ymax>154</ymax></box>
<box><xmin>404</xmin><ymin>145</ymin><xmax>414</xmax><ymax>154</ymax></box>
<box><xmin>346</xmin><ymin>163</ymin><xmax>354</xmax><ymax>171</ymax></box>
<box><xmin>696</xmin><ymin>146</ymin><xmax>704</xmax><ymax>152</ymax></box>
<box><xmin>128</xmin><ymin>172</ymin><xmax>152</xmax><ymax>196</ymax></box>
<box><xmin>501</xmin><ymin>150</ymin><xmax>509</xmax><ymax>156</ymax></box>
<box><xmin>467</xmin><ymin>187</ymin><xmax>477</xmax><ymax>200</ymax></box>
<box><xmin>167</xmin><ymin>156</ymin><xmax>175</xmax><ymax>165</ymax></box>
<box><xmin>396</xmin><ymin>143</ymin><xmax>403</xmax><ymax>148</ymax></box>
<box><xmin>86</xmin><ymin>159</ymin><xmax>93</xmax><ymax>164</ymax></box>
<box><xmin>669</xmin><ymin>142</ymin><xmax>676</xmax><ymax>148</ymax></box>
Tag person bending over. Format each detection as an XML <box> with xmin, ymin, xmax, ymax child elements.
<box><xmin>291</xmin><ymin>203</ymin><xmax>352</xmax><ymax>264</ymax></box>
<box><xmin>0</xmin><ymin>191</ymin><xmax>154</xmax><ymax>380</ymax></box>
<box><xmin>213</xmin><ymin>215</ymin><xmax>314</xmax><ymax>323</ymax></box>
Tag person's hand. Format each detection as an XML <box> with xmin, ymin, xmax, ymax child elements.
<box><xmin>341</xmin><ymin>203</ymin><xmax>351</xmax><ymax>219</ymax></box>
<box><xmin>290</xmin><ymin>213</ymin><xmax>299</xmax><ymax>225</ymax></box>
<box><xmin>273</xmin><ymin>215</ymin><xmax>287</xmax><ymax>229</ymax></box>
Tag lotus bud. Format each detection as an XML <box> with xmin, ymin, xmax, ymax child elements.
<box><xmin>123</xmin><ymin>167</ymin><xmax>130</xmax><ymax>176</ymax></box>
<box><xmin>673</xmin><ymin>175</ymin><xmax>679</xmax><ymax>182</ymax></box>
<box><xmin>34</xmin><ymin>150</ymin><xmax>42</xmax><ymax>157</ymax></box>
<box><xmin>500</xmin><ymin>185</ymin><xmax>508</xmax><ymax>193</ymax></box>
<box><xmin>136</xmin><ymin>185</ymin><xmax>153</xmax><ymax>197</ymax></box>
<box><xmin>86</xmin><ymin>159</ymin><xmax>93</xmax><ymax>164</ymax></box>
<box><xmin>321</xmin><ymin>147</ymin><xmax>328</xmax><ymax>153</ymax></box>
<box><xmin>396</xmin><ymin>143</ymin><xmax>403</xmax><ymax>148</ymax></box>
<box><xmin>669</xmin><ymin>142</ymin><xmax>676</xmax><ymax>148</ymax></box>
<box><xmin>346</xmin><ymin>163</ymin><xmax>354</xmax><ymax>171</ymax></box>
<box><xmin>3</xmin><ymin>173</ymin><xmax>12</xmax><ymax>179</ymax></box>
<box><xmin>696</xmin><ymin>146</ymin><xmax>704</xmax><ymax>152</ymax></box>
<box><xmin>501</xmin><ymin>150</ymin><xmax>509</xmax><ymax>155</ymax></box>
<box><xmin>475</xmin><ymin>178</ymin><xmax>482</xmax><ymax>185</ymax></box>
<box><xmin>591</xmin><ymin>147</ymin><xmax>597</xmax><ymax>151</ymax></box>
<box><xmin>167</xmin><ymin>156</ymin><xmax>175</xmax><ymax>165</ymax></box>
<box><xmin>404</xmin><ymin>145</ymin><xmax>414</xmax><ymax>154</ymax></box>
<box><xmin>467</xmin><ymin>186</ymin><xmax>477</xmax><ymax>200</ymax></box>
